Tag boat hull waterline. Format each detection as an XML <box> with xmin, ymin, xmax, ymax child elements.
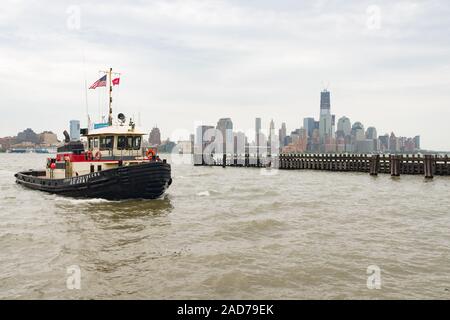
<box><xmin>15</xmin><ymin>162</ymin><xmax>172</xmax><ymax>200</ymax></box>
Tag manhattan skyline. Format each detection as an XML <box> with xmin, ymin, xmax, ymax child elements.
<box><xmin>1</xmin><ymin>1</ymin><xmax>449</xmax><ymax>150</ymax></box>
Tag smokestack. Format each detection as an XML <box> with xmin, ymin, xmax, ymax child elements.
<box><xmin>63</xmin><ymin>130</ymin><xmax>70</xmax><ymax>143</ymax></box>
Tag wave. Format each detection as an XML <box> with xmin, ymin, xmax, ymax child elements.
<box><xmin>53</xmin><ymin>197</ymin><xmax>113</xmax><ymax>205</ymax></box>
<box><xmin>188</xmin><ymin>171</ymin><xmax>214</xmax><ymax>177</ymax></box>
<box><xmin>217</xmin><ymin>218</ymin><xmax>286</xmax><ymax>236</ymax></box>
<box><xmin>197</xmin><ymin>190</ymin><xmax>220</xmax><ymax>197</ymax></box>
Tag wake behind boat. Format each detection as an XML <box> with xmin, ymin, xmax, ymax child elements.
<box><xmin>15</xmin><ymin>68</ymin><xmax>172</xmax><ymax>200</ymax></box>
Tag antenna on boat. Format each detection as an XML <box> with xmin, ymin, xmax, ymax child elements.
<box><xmin>82</xmin><ymin>51</ymin><xmax>90</xmax><ymax>128</ymax></box>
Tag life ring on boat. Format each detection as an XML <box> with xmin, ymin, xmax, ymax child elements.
<box><xmin>146</xmin><ymin>149</ymin><xmax>156</xmax><ymax>160</ymax></box>
<box><xmin>86</xmin><ymin>150</ymin><xmax>93</xmax><ymax>161</ymax></box>
<box><xmin>94</xmin><ymin>151</ymin><xmax>102</xmax><ymax>160</ymax></box>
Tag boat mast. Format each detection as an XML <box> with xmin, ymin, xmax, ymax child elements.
<box><xmin>108</xmin><ymin>67</ymin><xmax>113</xmax><ymax>125</ymax></box>
<box><xmin>99</xmin><ymin>67</ymin><xmax>120</xmax><ymax>125</ymax></box>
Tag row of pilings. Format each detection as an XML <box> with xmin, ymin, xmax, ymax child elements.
<box><xmin>194</xmin><ymin>153</ymin><xmax>450</xmax><ymax>178</ymax></box>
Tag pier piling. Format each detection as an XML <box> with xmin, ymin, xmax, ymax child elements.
<box><xmin>195</xmin><ymin>153</ymin><xmax>449</xmax><ymax>178</ymax></box>
<box><xmin>222</xmin><ymin>154</ymin><xmax>226</xmax><ymax>168</ymax></box>
<box><xmin>424</xmin><ymin>155</ymin><xmax>434</xmax><ymax>179</ymax></box>
<box><xmin>369</xmin><ymin>154</ymin><xmax>380</xmax><ymax>176</ymax></box>
<box><xmin>390</xmin><ymin>155</ymin><xmax>401</xmax><ymax>177</ymax></box>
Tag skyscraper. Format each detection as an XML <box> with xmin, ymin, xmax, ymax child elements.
<box><xmin>319</xmin><ymin>114</ymin><xmax>333</xmax><ymax>143</ymax></box>
<box><xmin>255</xmin><ymin>117</ymin><xmax>261</xmax><ymax>145</ymax></box>
<box><xmin>320</xmin><ymin>89</ymin><xmax>331</xmax><ymax>115</ymax></box>
<box><xmin>389</xmin><ymin>132</ymin><xmax>398</xmax><ymax>153</ymax></box>
<box><xmin>337</xmin><ymin>116</ymin><xmax>351</xmax><ymax>136</ymax></box>
<box><xmin>303</xmin><ymin>117</ymin><xmax>315</xmax><ymax>138</ymax></box>
<box><xmin>149</xmin><ymin>127</ymin><xmax>161</xmax><ymax>146</ymax></box>
<box><xmin>190</xmin><ymin>134</ymin><xmax>195</xmax><ymax>154</ymax></box>
<box><xmin>379</xmin><ymin>134</ymin><xmax>390</xmax><ymax>152</ymax></box>
<box><xmin>216</xmin><ymin>118</ymin><xmax>233</xmax><ymax>133</ymax></box>
<box><xmin>269</xmin><ymin>119</ymin><xmax>275</xmax><ymax>132</ymax></box>
<box><xmin>352</xmin><ymin>122</ymin><xmax>365</xmax><ymax>141</ymax></box>
<box><xmin>268</xmin><ymin>119</ymin><xmax>275</xmax><ymax>140</ymax></box>
<box><xmin>318</xmin><ymin>89</ymin><xmax>333</xmax><ymax>146</ymax></box>
<box><xmin>216</xmin><ymin>118</ymin><xmax>233</xmax><ymax>152</ymax></box>
<box><xmin>194</xmin><ymin>125</ymin><xmax>215</xmax><ymax>164</ymax></box>
<box><xmin>279</xmin><ymin>122</ymin><xmax>287</xmax><ymax>148</ymax></box>
<box><xmin>414</xmin><ymin>136</ymin><xmax>421</xmax><ymax>150</ymax></box>
<box><xmin>366</xmin><ymin>127</ymin><xmax>378</xmax><ymax>140</ymax></box>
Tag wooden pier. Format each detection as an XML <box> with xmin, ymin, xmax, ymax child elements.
<box><xmin>194</xmin><ymin>153</ymin><xmax>450</xmax><ymax>178</ymax></box>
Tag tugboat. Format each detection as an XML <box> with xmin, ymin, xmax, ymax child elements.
<box><xmin>15</xmin><ymin>68</ymin><xmax>172</xmax><ymax>200</ymax></box>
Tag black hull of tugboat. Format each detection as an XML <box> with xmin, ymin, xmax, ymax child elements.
<box><xmin>15</xmin><ymin>162</ymin><xmax>172</xmax><ymax>200</ymax></box>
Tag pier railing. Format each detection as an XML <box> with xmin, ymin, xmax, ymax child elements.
<box><xmin>194</xmin><ymin>153</ymin><xmax>450</xmax><ymax>178</ymax></box>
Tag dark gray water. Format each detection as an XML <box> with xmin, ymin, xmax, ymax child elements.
<box><xmin>0</xmin><ymin>153</ymin><xmax>449</xmax><ymax>299</ymax></box>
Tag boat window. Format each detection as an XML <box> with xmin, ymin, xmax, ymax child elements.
<box><xmin>100</xmin><ymin>136</ymin><xmax>114</xmax><ymax>150</ymax></box>
<box><xmin>88</xmin><ymin>138</ymin><xmax>93</xmax><ymax>149</ymax></box>
<box><xmin>93</xmin><ymin>137</ymin><xmax>99</xmax><ymax>148</ymax></box>
<box><xmin>132</xmin><ymin>136</ymin><xmax>141</xmax><ymax>150</ymax></box>
<box><xmin>118</xmin><ymin>136</ymin><xmax>126</xmax><ymax>150</ymax></box>
<box><xmin>127</xmin><ymin>136</ymin><xmax>133</xmax><ymax>150</ymax></box>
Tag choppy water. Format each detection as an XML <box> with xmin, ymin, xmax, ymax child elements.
<box><xmin>0</xmin><ymin>153</ymin><xmax>449</xmax><ymax>299</ymax></box>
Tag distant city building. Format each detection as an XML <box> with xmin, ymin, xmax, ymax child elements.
<box><xmin>337</xmin><ymin>116</ymin><xmax>351</xmax><ymax>136</ymax></box>
<box><xmin>314</xmin><ymin>120</ymin><xmax>320</xmax><ymax>130</ymax></box>
<box><xmin>216</xmin><ymin>117</ymin><xmax>233</xmax><ymax>152</ymax></box>
<box><xmin>216</xmin><ymin>118</ymin><xmax>233</xmax><ymax>133</ymax></box>
<box><xmin>366</xmin><ymin>127</ymin><xmax>377</xmax><ymax>140</ymax></box>
<box><xmin>177</xmin><ymin>140</ymin><xmax>193</xmax><ymax>154</ymax></box>
<box><xmin>355</xmin><ymin>139</ymin><xmax>375</xmax><ymax>153</ymax></box>
<box><xmin>255</xmin><ymin>117</ymin><xmax>261</xmax><ymax>144</ymax></box>
<box><xmin>331</xmin><ymin>115</ymin><xmax>336</xmax><ymax>137</ymax></box>
<box><xmin>389</xmin><ymin>132</ymin><xmax>398</xmax><ymax>153</ymax></box>
<box><xmin>320</xmin><ymin>90</ymin><xmax>331</xmax><ymax>115</ymax></box>
<box><xmin>303</xmin><ymin>117</ymin><xmax>315</xmax><ymax>138</ymax></box>
<box><xmin>319</xmin><ymin>113</ymin><xmax>333</xmax><ymax>143</ymax></box>
<box><xmin>195</xmin><ymin>125</ymin><xmax>215</xmax><ymax>160</ymax></box>
<box><xmin>69</xmin><ymin>120</ymin><xmax>80</xmax><ymax>141</ymax></box>
<box><xmin>16</xmin><ymin>128</ymin><xmax>39</xmax><ymax>144</ymax></box>
<box><xmin>379</xmin><ymin>134</ymin><xmax>389</xmax><ymax>152</ymax></box>
<box><xmin>268</xmin><ymin>119</ymin><xmax>276</xmax><ymax>150</ymax></box>
<box><xmin>234</xmin><ymin>131</ymin><xmax>247</xmax><ymax>154</ymax></box>
<box><xmin>283</xmin><ymin>128</ymin><xmax>307</xmax><ymax>153</ymax></box>
<box><xmin>0</xmin><ymin>137</ymin><xmax>16</xmax><ymax>151</ymax></box>
<box><xmin>318</xmin><ymin>89</ymin><xmax>334</xmax><ymax>149</ymax></box>
<box><xmin>149</xmin><ymin>127</ymin><xmax>161</xmax><ymax>146</ymax></box>
<box><xmin>402</xmin><ymin>137</ymin><xmax>416</xmax><ymax>153</ymax></box>
<box><xmin>190</xmin><ymin>134</ymin><xmax>195</xmax><ymax>154</ymax></box>
<box><xmin>158</xmin><ymin>139</ymin><xmax>176</xmax><ymax>153</ymax></box>
<box><xmin>269</xmin><ymin>119</ymin><xmax>275</xmax><ymax>137</ymax></box>
<box><xmin>414</xmin><ymin>135</ymin><xmax>421</xmax><ymax>150</ymax></box>
<box><xmin>39</xmin><ymin>131</ymin><xmax>59</xmax><ymax>145</ymax></box>
<box><xmin>255</xmin><ymin>117</ymin><xmax>262</xmax><ymax>157</ymax></box>
<box><xmin>279</xmin><ymin>122</ymin><xmax>287</xmax><ymax>148</ymax></box>
<box><xmin>352</xmin><ymin>122</ymin><xmax>365</xmax><ymax>141</ymax></box>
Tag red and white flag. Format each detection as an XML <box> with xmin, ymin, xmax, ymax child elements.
<box><xmin>112</xmin><ymin>77</ymin><xmax>120</xmax><ymax>86</ymax></box>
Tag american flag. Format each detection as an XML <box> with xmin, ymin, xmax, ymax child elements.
<box><xmin>89</xmin><ymin>75</ymin><xmax>107</xmax><ymax>89</ymax></box>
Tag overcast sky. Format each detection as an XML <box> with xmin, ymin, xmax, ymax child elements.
<box><xmin>1</xmin><ymin>0</ymin><xmax>449</xmax><ymax>150</ymax></box>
